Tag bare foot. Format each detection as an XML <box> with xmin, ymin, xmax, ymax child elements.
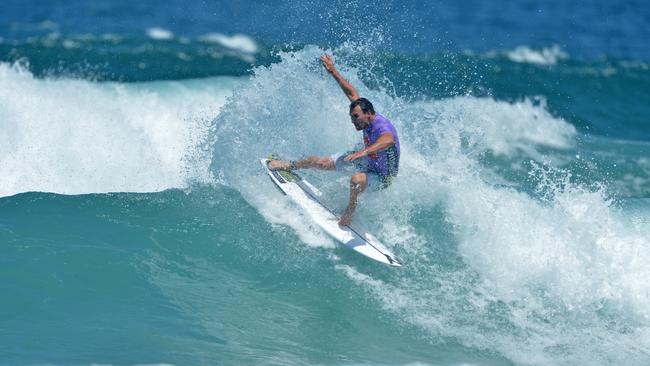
<box><xmin>268</xmin><ymin>160</ymin><xmax>291</xmax><ymax>170</ymax></box>
<box><xmin>338</xmin><ymin>210</ymin><xmax>353</xmax><ymax>226</ymax></box>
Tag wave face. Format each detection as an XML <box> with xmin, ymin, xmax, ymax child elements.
<box><xmin>3</xmin><ymin>1</ymin><xmax>650</xmax><ymax>365</ymax></box>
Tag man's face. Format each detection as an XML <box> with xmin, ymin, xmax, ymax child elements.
<box><xmin>349</xmin><ymin>105</ymin><xmax>374</xmax><ymax>131</ymax></box>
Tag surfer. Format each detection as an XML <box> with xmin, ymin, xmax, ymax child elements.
<box><xmin>269</xmin><ymin>54</ymin><xmax>400</xmax><ymax>226</ymax></box>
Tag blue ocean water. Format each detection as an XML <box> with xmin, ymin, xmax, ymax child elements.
<box><xmin>2</xmin><ymin>1</ymin><xmax>650</xmax><ymax>365</ymax></box>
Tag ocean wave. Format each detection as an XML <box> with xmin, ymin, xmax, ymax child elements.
<box><xmin>410</xmin><ymin>96</ymin><xmax>576</xmax><ymax>159</ymax></box>
<box><xmin>480</xmin><ymin>45</ymin><xmax>569</xmax><ymax>65</ymax></box>
<box><xmin>146</xmin><ymin>27</ymin><xmax>174</xmax><ymax>40</ymax></box>
<box><xmin>9</xmin><ymin>30</ymin><xmax>264</xmax><ymax>54</ymax></box>
<box><xmin>206</xmin><ymin>45</ymin><xmax>650</xmax><ymax>365</ymax></box>
<box><xmin>0</xmin><ymin>33</ymin><xmax>272</xmax><ymax>81</ymax></box>
<box><xmin>507</xmin><ymin>45</ymin><xmax>569</xmax><ymax>65</ymax></box>
<box><xmin>3</xmin><ymin>43</ymin><xmax>650</xmax><ymax>365</ymax></box>
<box><xmin>0</xmin><ymin>62</ymin><xmax>243</xmax><ymax>198</ymax></box>
<box><xmin>198</xmin><ymin>33</ymin><xmax>258</xmax><ymax>54</ymax></box>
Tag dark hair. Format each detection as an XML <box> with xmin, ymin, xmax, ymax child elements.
<box><xmin>349</xmin><ymin>97</ymin><xmax>375</xmax><ymax>114</ymax></box>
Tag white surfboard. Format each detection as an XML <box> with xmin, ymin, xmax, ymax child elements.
<box><xmin>260</xmin><ymin>158</ymin><xmax>403</xmax><ymax>267</ymax></box>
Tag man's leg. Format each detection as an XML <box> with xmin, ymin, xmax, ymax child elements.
<box><xmin>339</xmin><ymin>172</ymin><xmax>368</xmax><ymax>226</ymax></box>
<box><xmin>268</xmin><ymin>156</ymin><xmax>335</xmax><ymax>171</ymax></box>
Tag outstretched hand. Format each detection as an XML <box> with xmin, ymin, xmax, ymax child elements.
<box><xmin>320</xmin><ymin>54</ymin><xmax>336</xmax><ymax>74</ymax></box>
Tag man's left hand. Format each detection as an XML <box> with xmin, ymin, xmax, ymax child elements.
<box><xmin>344</xmin><ymin>150</ymin><xmax>367</xmax><ymax>162</ymax></box>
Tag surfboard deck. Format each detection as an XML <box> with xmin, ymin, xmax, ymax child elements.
<box><xmin>260</xmin><ymin>158</ymin><xmax>403</xmax><ymax>267</ymax></box>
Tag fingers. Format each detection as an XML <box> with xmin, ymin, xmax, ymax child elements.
<box><xmin>344</xmin><ymin>153</ymin><xmax>359</xmax><ymax>162</ymax></box>
<box><xmin>345</xmin><ymin>149</ymin><xmax>368</xmax><ymax>162</ymax></box>
<box><xmin>320</xmin><ymin>54</ymin><xmax>335</xmax><ymax>70</ymax></box>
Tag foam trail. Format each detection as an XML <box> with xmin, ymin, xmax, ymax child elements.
<box><xmin>0</xmin><ymin>63</ymin><xmax>242</xmax><ymax>197</ymax></box>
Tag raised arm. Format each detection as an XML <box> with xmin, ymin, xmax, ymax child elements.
<box><xmin>320</xmin><ymin>54</ymin><xmax>359</xmax><ymax>102</ymax></box>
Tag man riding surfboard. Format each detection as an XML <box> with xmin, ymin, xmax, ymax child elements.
<box><xmin>268</xmin><ymin>54</ymin><xmax>400</xmax><ymax>226</ymax></box>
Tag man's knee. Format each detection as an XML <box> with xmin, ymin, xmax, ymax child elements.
<box><xmin>350</xmin><ymin>172</ymin><xmax>368</xmax><ymax>190</ymax></box>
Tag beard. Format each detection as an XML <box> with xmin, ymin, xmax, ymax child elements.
<box><xmin>353</xmin><ymin>121</ymin><xmax>364</xmax><ymax>130</ymax></box>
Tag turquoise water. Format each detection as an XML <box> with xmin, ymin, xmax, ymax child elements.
<box><xmin>2</xmin><ymin>1</ymin><xmax>650</xmax><ymax>365</ymax></box>
<box><xmin>1</xmin><ymin>189</ymin><xmax>510</xmax><ymax>365</ymax></box>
